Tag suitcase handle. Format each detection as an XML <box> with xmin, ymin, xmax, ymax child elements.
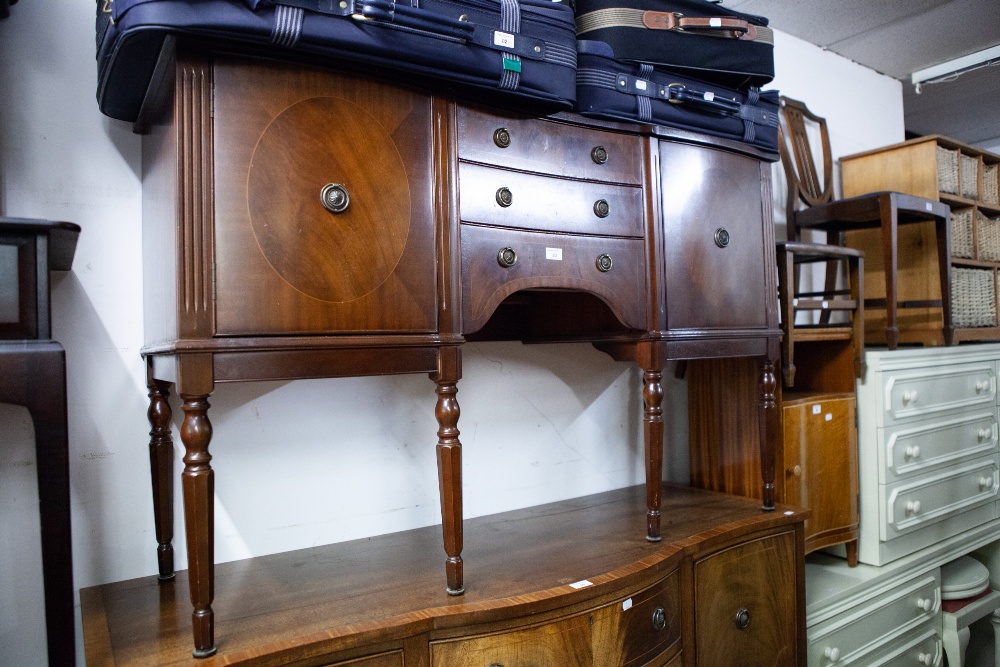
<box><xmin>664</xmin><ymin>82</ymin><xmax>741</xmax><ymax>114</ymax></box>
<box><xmin>360</xmin><ymin>0</ymin><xmax>476</xmax><ymax>40</ymax></box>
<box><xmin>642</xmin><ymin>12</ymin><xmax>757</xmax><ymax>40</ymax></box>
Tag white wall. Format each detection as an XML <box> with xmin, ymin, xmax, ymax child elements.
<box><xmin>0</xmin><ymin>3</ymin><xmax>903</xmax><ymax>665</ymax></box>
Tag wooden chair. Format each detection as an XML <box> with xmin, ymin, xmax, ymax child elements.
<box><xmin>778</xmin><ymin>96</ymin><xmax>953</xmax><ymax>352</ymax></box>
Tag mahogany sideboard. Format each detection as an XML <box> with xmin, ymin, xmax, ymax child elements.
<box><xmin>131</xmin><ymin>42</ymin><xmax>782</xmax><ymax>659</ymax></box>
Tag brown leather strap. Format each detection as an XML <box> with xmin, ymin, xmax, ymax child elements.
<box><xmin>641</xmin><ymin>11</ymin><xmax>758</xmax><ymax>40</ymax></box>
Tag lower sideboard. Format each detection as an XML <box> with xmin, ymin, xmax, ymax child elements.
<box><xmin>82</xmin><ymin>484</ymin><xmax>805</xmax><ymax>666</ymax></box>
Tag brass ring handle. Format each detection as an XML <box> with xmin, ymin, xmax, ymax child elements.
<box><xmin>497</xmin><ymin>247</ymin><xmax>517</xmax><ymax>268</ymax></box>
<box><xmin>591</xmin><ymin>145</ymin><xmax>609</xmax><ymax>164</ymax></box>
<box><xmin>496</xmin><ymin>187</ymin><xmax>513</xmax><ymax>208</ymax></box>
<box><xmin>735</xmin><ymin>607</ymin><xmax>750</xmax><ymax>629</ymax></box>
<box><xmin>596</xmin><ymin>254</ymin><xmax>613</xmax><ymax>272</ymax></box>
<box><xmin>320</xmin><ymin>183</ymin><xmax>350</xmax><ymax>214</ymax></box>
<box><xmin>594</xmin><ymin>199</ymin><xmax>611</xmax><ymax>218</ymax></box>
<box><xmin>493</xmin><ymin>127</ymin><xmax>511</xmax><ymax>148</ymax></box>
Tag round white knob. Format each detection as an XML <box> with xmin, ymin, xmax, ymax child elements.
<box><xmin>824</xmin><ymin>646</ymin><xmax>841</xmax><ymax>662</ymax></box>
<box><xmin>980</xmin><ymin>428</ymin><xmax>992</xmax><ymax>441</ymax></box>
<box><xmin>916</xmin><ymin>597</ymin><xmax>933</xmax><ymax>612</ymax></box>
<box><xmin>905</xmin><ymin>445</ymin><xmax>921</xmax><ymax>459</ymax></box>
<box><xmin>902</xmin><ymin>390</ymin><xmax>919</xmax><ymax>404</ymax></box>
<box><xmin>977</xmin><ymin>380</ymin><xmax>990</xmax><ymax>393</ymax></box>
<box><xmin>917</xmin><ymin>652</ymin><xmax>934</xmax><ymax>665</ymax></box>
<box><xmin>980</xmin><ymin>476</ymin><xmax>992</xmax><ymax>490</ymax></box>
<box><xmin>906</xmin><ymin>500</ymin><xmax>922</xmax><ymax>514</ymax></box>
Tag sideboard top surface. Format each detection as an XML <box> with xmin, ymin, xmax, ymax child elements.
<box><xmin>83</xmin><ymin>484</ymin><xmax>804</xmax><ymax>666</ymax></box>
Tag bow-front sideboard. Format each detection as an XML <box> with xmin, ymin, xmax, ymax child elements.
<box><xmin>103</xmin><ymin>42</ymin><xmax>792</xmax><ymax>662</ymax></box>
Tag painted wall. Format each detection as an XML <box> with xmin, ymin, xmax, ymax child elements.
<box><xmin>0</xmin><ymin>3</ymin><xmax>904</xmax><ymax>664</ymax></box>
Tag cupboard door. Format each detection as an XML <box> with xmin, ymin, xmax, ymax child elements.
<box><xmin>212</xmin><ymin>56</ymin><xmax>438</xmax><ymax>336</ymax></box>
<box><xmin>782</xmin><ymin>393</ymin><xmax>859</xmax><ymax>552</ymax></box>
<box><xmin>659</xmin><ymin>141</ymin><xmax>769</xmax><ymax>331</ymax></box>
<box><xmin>430</xmin><ymin>614</ymin><xmax>593</xmax><ymax>666</ymax></box>
<box><xmin>694</xmin><ymin>531</ymin><xmax>799</xmax><ymax>666</ymax></box>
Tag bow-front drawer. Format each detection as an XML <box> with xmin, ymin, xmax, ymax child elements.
<box><xmin>460</xmin><ymin>224</ymin><xmax>647</xmax><ymax>333</ymax></box>
<box><xmin>880</xmin><ymin>410</ymin><xmax>998</xmax><ymax>484</ymax></box>
<box><xmin>879</xmin><ymin>362</ymin><xmax>996</xmax><ymax>426</ymax></box>
<box><xmin>457</xmin><ymin>107</ymin><xmax>644</xmax><ymax>185</ymax></box>
<box><xmin>807</xmin><ymin>571</ymin><xmax>939</xmax><ymax>667</ymax></box>
<box><xmin>881</xmin><ymin>458</ymin><xmax>999</xmax><ymax>539</ymax></box>
<box><xmin>429</xmin><ymin>569</ymin><xmax>681</xmax><ymax>667</ymax></box>
<box><xmin>458</xmin><ymin>163</ymin><xmax>644</xmax><ymax>238</ymax></box>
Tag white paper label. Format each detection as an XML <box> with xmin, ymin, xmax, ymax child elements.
<box><xmin>709</xmin><ymin>17</ymin><xmax>722</xmax><ymax>27</ymax></box>
<box><xmin>704</xmin><ymin>91</ymin><xmax>715</xmax><ymax>101</ymax></box>
<box><xmin>822</xmin><ymin>300</ymin><xmax>829</xmax><ymax>308</ymax></box>
<box><xmin>622</xmin><ymin>598</ymin><xmax>633</xmax><ymax>611</ymax></box>
<box><xmin>826</xmin><ymin>413</ymin><xmax>833</xmax><ymax>421</ymax></box>
<box><xmin>494</xmin><ymin>31</ymin><xmax>515</xmax><ymax>49</ymax></box>
<box><xmin>636</xmin><ymin>80</ymin><xmax>648</xmax><ymax>91</ymax></box>
<box><xmin>926</xmin><ymin>202</ymin><xmax>933</xmax><ymax>211</ymax></box>
<box><xmin>570</xmin><ymin>579</ymin><xmax>593</xmax><ymax>589</ymax></box>
<box><xmin>546</xmin><ymin>247</ymin><xmax>563</xmax><ymax>260</ymax></box>
<box><xmin>812</xmin><ymin>404</ymin><xmax>822</xmax><ymax>415</ymax></box>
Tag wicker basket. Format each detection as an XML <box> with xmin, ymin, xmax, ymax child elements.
<box><xmin>938</xmin><ymin>147</ymin><xmax>960</xmax><ymax>195</ymax></box>
<box><xmin>978</xmin><ymin>211</ymin><xmax>1000</xmax><ymax>262</ymax></box>
<box><xmin>961</xmin><ymin>153</ymin><xmax>980</xmax><ymax>199</ymax></box>
<box><xmin>951</xmin><ymin>208</ymin><xmax>975</xmax><ymax>258</ymax></box>
<box><xmin>952</xmin><ymin>267</ymin><xmax>997</xmax><ymax>328</ymax></box>
<box><xmin>984</xmin><ymin>162</ymin><xmax>999</xmax><ymax>205</ymax></box>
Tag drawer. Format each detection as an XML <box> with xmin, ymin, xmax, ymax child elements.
<box><xmin>879</xmin><ymin>362</ymin><xmax>996</xmax><ymax>426</ymax></box>
<box><xmin>460</xmin><ymin>224</ymin><xmax>647</xmax><ymax>333</ymax></box>
<box><xmin>429</xmin><ymin>570</ymin><xmax>680</xmax><ymax>667</ymax></box>
<box><xmin>458</xmin><ymin>162</ymin><xmax>644</xmax><ymax>238</ymax></box>
<box><xmin>807</xmin><ymin>570</ymin><xmax>939</xmax><ymax>666</ymax></box>
<box><xmin>458</xmin><ymin>107</ymin><xmax>643</xmax><ymax>185</ymax></box>
<box><xmin>880</xmin><ymin>410</ymin><xmax>998</xmax><ymax>483</ymax></box>
<box><xmin>694</xmin><ymin>530</ymin><xmax>799</xmax><ymax>667</ymax></box>
<box><xmin>881</xmin><ymin>458</ymin><xmax>999</xmax><ymax>539</ymax></box>
<box><xmin>590</xmin><ymin>569</ymin><xmax>682</xmax><ymax>666</ymax></box>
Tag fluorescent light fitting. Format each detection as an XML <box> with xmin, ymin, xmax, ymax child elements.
<box><xmin>911</xmin><ymin>44</ymin><xmax>1000</xmax><ymax>85</ymax></box>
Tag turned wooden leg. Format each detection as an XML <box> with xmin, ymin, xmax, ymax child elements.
<box><xmin>180</xmin><ymin>393</ymin><xmax>216</xmax><ymax>658</ymax></box>
<box><xmin>758</xmin><ymin>356</ymin><xmax>777</xmax><ymax>511</ymax></box>
<box><xmin>776</xmin><ymin>245</ymin><xmax>797</xmax><ymax>388</ymax></box>
<box><xmin>879</xmin><ymin>196</ymin><xmax>901</xmax><ymax>350</ymax></box>
<box><xmin>643</xmin><ymin>368</ymin><xmax>664</xmax><ymax>542</ymax></box>
<box><xmin>432</xmin><ymin>348</ymin><xmax>464</xmax><ymax>595</ymax></box>
<box><xmin>147</xmin><ymin>375</ymin><xmax>175</xmax><ymax>581</ymax></box>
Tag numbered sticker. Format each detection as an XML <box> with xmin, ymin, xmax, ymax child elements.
<box><xmin>546</xmin><ymin>247</ymin><xmax>563</xmax><ymax>260</ymax></box>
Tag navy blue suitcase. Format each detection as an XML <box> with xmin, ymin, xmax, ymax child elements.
<box><xmin>575</xmin><ymin>40</ymin><xmax>778</xmax><ymax>154</ymax></box>
<box><xmin>574</xmin><ymin>0</ymin><xmax>773</xmax><ymax>89</ymax></box>
<box><xmin>96</xmin><ymin>0</ymin><xmax>578</xmax><ymax>122</ymax></box>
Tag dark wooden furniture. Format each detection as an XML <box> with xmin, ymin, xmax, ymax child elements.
<box><xmin>778</xmin><ymin>96</ymin><xmax>953</xmax><ymax>350</ymax></box>
<box><xmin>688</xmin><ymin>354</ymin><xmax>860</xmax><ymax>565</ymax></box>
<box><xmin>134</xmin><ymin>44</ymin><xmax>782</xmax><ymax>658</ymax></box>
<box><xmin>81</xmin><ymin>484</ymin><xmax>807</xmax><ymax>666</ymax></box>
<box><xmin>0</xmin><ymin>216</ymin><xmax>80</xmax><ymax>667</ymax></box>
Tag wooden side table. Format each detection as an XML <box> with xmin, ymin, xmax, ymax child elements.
<box><xmin>0</xmin><ymin>217</ymin><xmax>80</xmax><ymax>667</ymax></box>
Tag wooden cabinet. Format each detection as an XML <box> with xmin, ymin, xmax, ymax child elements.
<box><xmin>114</xmin><ymin>41</ymin><xmax>785</xmax><ymax>660</ymax></box>
<box><xmin>81</xmin><ymin>485</ymin><xmax>805</xmax><ymax>667</ymax></box>
<box><xmin>840</xmin><ymin>135</ymin><xmax>1000</xmax><ymax>345</ymax></box>
<box><xmin>688</xmin><ymin>357</ymin><xmax>859</xmax><ymax>562</ymax></box>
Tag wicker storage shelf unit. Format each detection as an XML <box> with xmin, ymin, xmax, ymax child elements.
<box><xmin>842</xmin><ymin>135</ymin><xmax>1000</xmax><ymax>345</ymax></box>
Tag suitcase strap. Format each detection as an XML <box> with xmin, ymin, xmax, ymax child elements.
<box><xmin>261</xmin><ymin>0</ymin><xmax>576</xmax><ymax>87</ymax></box>
<box><xmin>575</xmin><ymin>8</ymin><xmax>773</xmax><ymax>45</ymax></box>
<box><xmin>577</xmin><ymin>65</ymin><xmax>776</xmax><ymax>142</ymax></box>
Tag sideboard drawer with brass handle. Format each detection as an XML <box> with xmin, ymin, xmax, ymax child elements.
<box><xmin>460</xmin><ymin>224</ymin><xmax>646</xmax><ymax>333</ymax></box>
